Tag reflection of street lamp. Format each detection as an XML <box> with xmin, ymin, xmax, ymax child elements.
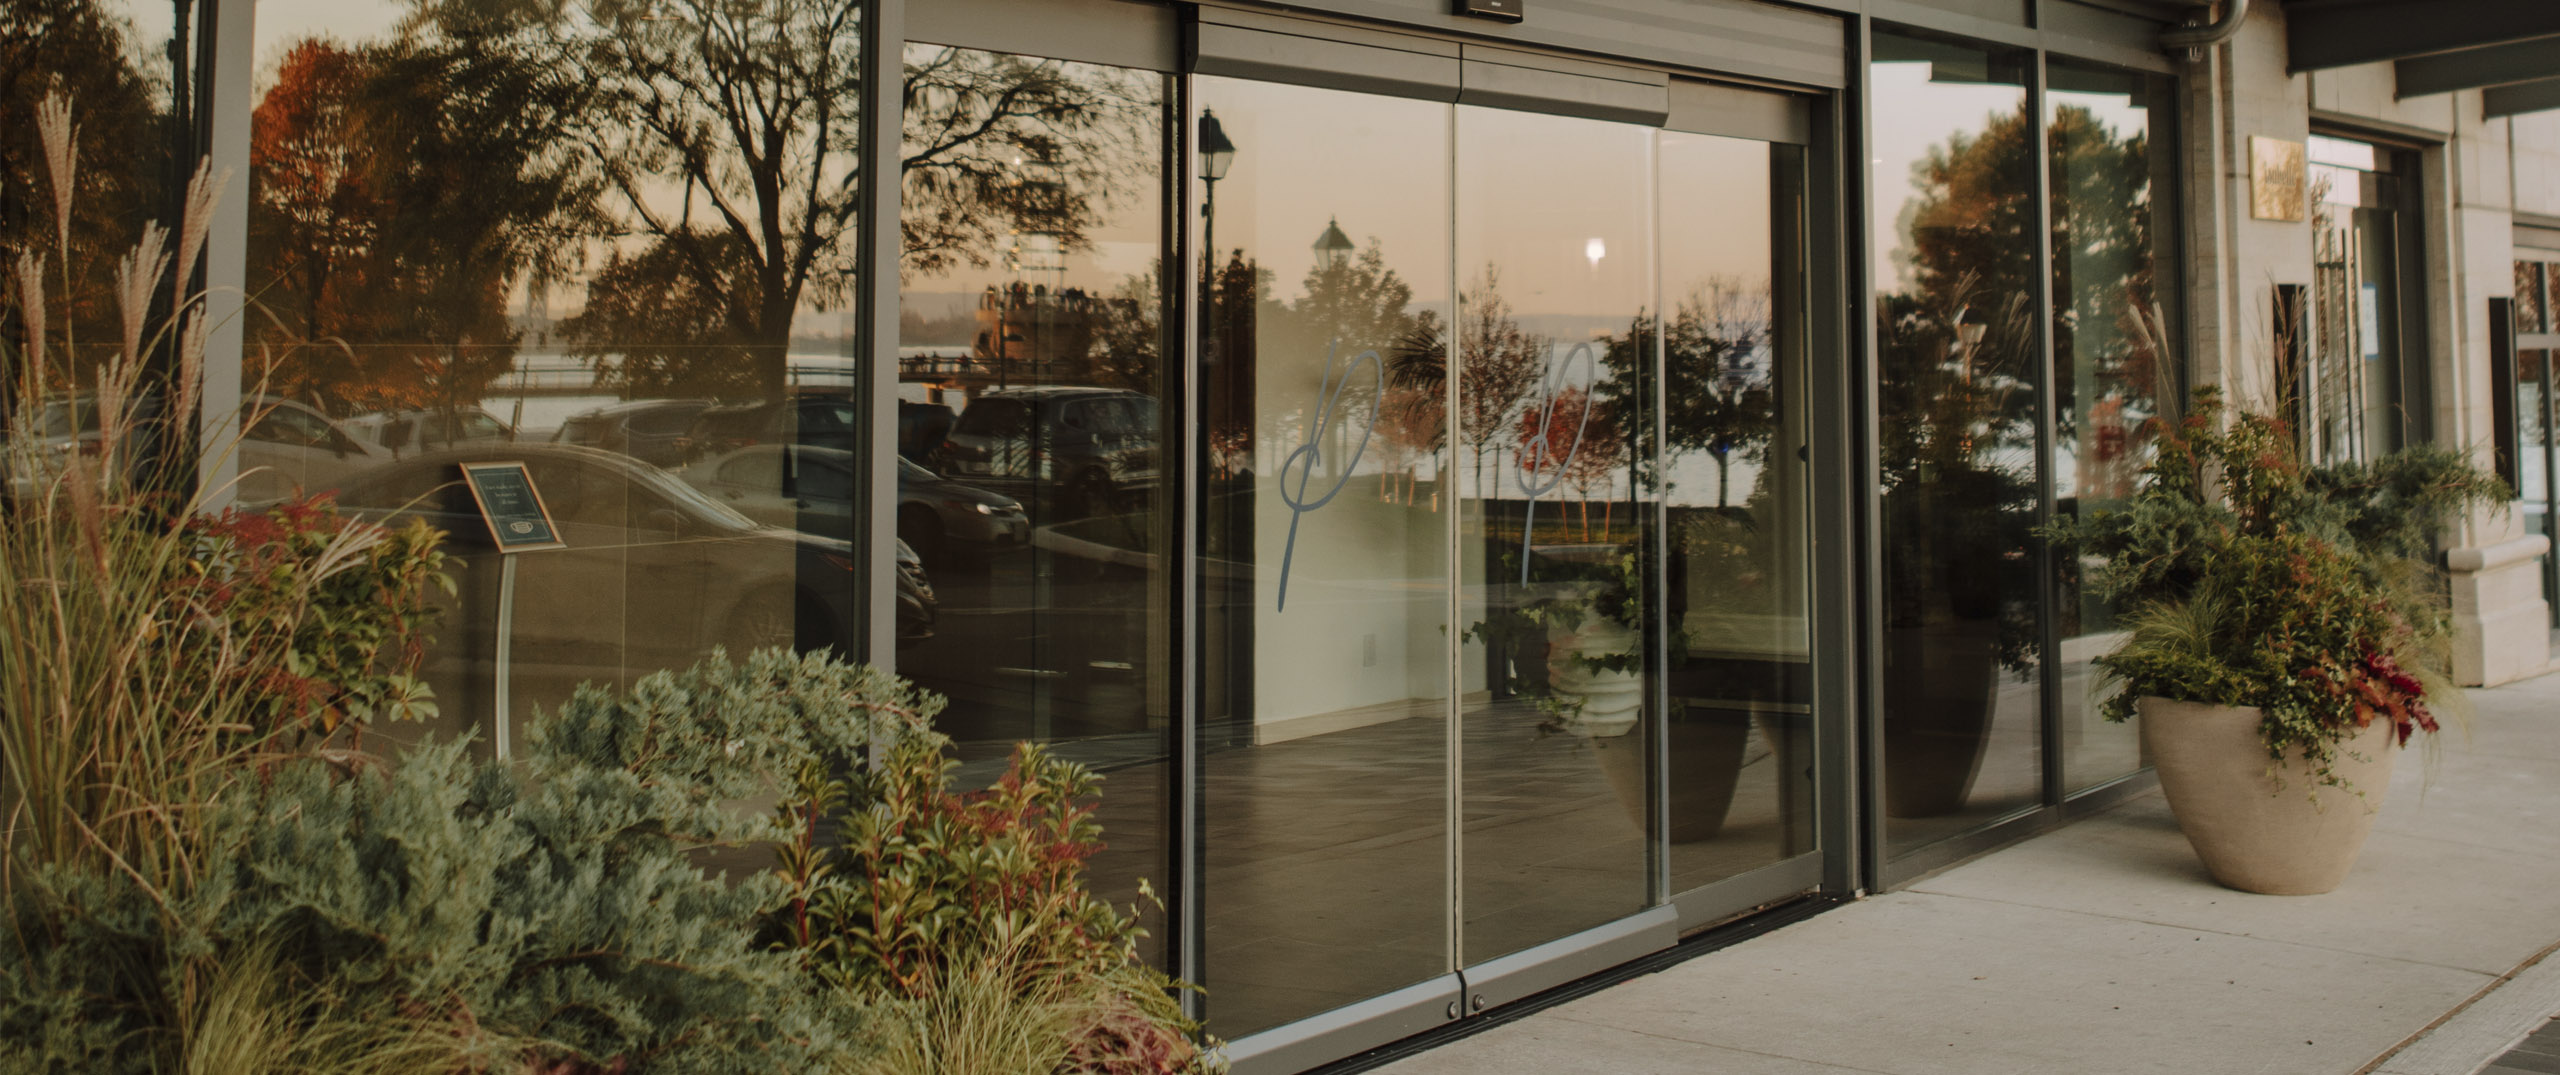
<box><xmin>1199</xmin><ymin>109</ymin><xmax>1238</xmax><ymax>395</ymax></box>
<box><xmin>1313</xmin><ymin>216</ymin><xmax>1354</xmax><ymax>270</ymax></box>
<box><xmin>1199</xmin><ymin>110</ymin><xmax>1236</xmax><ymax>281</ymax></box>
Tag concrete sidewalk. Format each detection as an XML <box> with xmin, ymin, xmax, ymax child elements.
<box><xmin>1373</xmin><ymin>671</ymin><xmax>2560</xmax><ymax>1075</ymax></box>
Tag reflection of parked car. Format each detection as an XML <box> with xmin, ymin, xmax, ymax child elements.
<box><xmin>899</xmin><ymin>400</ymin><xmax>956</xmax><ymax>462</ymax></box>
<box><xmin>552</xmin><ymin>400</ymin><xmax>712</xmax><ymax>467</ymax></box>
<box><xmin>323</xmin><ymin>444</ymin><xmax>932</xmax><ymax>653</ymax></box>
<box><xmin>928</xmin><ymin>387</ymin><xmax>1157</xmax><ymax>518</ymax></box>
<box><xmin>680</xmin><ymin>444</ymin><xmax>1027</xmax><ymax>556</ymax></box>
<box><xmin>4</xmin><ymin>397</ymin><xmax>104</xmax><ymax>504</ymax></box>
<box><xmin>343</xmin><ymin>407</ymin><xmax>514</xmax><ymax>457</ymax></box>
<box><xmin>235</xmin><ymin>396</ymin><xmax>390</xmax><ymax>505</ymax></box>
<box><xmin>676</xmin><ymin>393</ymin><xmax>865</xmax><ymax>463</ymax></box>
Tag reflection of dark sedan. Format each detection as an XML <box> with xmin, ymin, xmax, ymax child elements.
<box><xmin>679</xmin><ymin>444</ymin><xmax>1028</xmax><ymax>558</ymax></box>
<box><xmin>929</xmin><ymin>386</ymin><xmax>1157</xmax><ymax>519</ymax></box>
<box><xmin>326</xmin><ymin>444</ymin><xmax>932</xmax><ymax>655</ymax></box>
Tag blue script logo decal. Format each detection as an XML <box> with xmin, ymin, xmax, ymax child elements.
<box><xmin>1275</xmin><ymin>341</ymin><xmax>1382</xmax><ymax>612</ymax></box>
<box><xmin>1515</xmin><ymin>342</ymin><xmax>1596</xmax><ymax>585</ymax></box>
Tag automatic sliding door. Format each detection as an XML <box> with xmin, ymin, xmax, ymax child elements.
<box><xmin>1193</xmin><ymin>64</ymin><xmax>1827</xmax><ymax>1060</ymax></box>
<box><xmin>1656</xmin><ymin>132</ymin><xmax>1819</xmax><ymax>897</ymax></box>
<box><xmin>1194</xmin><ymin>78</ymin><xmax>1457</xmax><ymax>1041</ymax></box>
<box><xmin>1453</xmin><ymin>105</ymin><xmax>1657</xmax><ymax>966</ymax></box>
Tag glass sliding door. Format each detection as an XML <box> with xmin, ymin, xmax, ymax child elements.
<box><xmin>1191</xmin><ymin>65</ymin><xmax>1822</xmax><ymax>1056</ymax></box>
<box><xmin>1194</xmin><ymin>78</ymin><xmax>1456</xmax><ymax>1039</ymax></box>
<box><xmin>1656</xmin><ymin>132</ymin><xmax>1819</xmax><ymax>895</ymax></box>
<box><xmin>1870</xmin><ymin>30</ymin><xmax>2046</xmax><ymax>858</ymax></box>
<box><xmin>1454</xmin><ymin>104</ymin><xmax>1657</xmax><ymax>967</ymax></box>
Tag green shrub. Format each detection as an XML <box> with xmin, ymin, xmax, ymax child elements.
<box><xmin>2046</xmin><ymin>388</ymin><xmax>2507</xmax><ymax>790</ymax></box>
<box><xmin>775</xmin><ymin>733</ymin><xmax>1216</xmax><ymax>1074</ymax></box>
<box><xmin>0</xmin><ymin>648</ymin><xmax>928</xmax><ymax>1074</ymax></box>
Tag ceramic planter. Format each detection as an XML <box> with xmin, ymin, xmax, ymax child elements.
<box><xmin>2138</xmin><ymin>696</ymin><xmax>2399</xmax><ymax>895</ymax></box>
<box><xmin>1545</xmin><ymin>618</ymin><xmax>1643</xmax><ymax>737</ymax></box>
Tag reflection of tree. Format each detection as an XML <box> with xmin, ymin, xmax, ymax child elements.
<box><xmin>1389</xmin><ymin>267</ymin><xmax>1538</xmax><ymax>501</ymax></box>
<box><xmin>1877</xmin><ymin>101</ymin><xmax>2041</xmax><ymax>666</ymax></box>
<box><xmin>561</xmin><ymin>0</ymin><xmax>869</xmax><ymax>399</ymax></box>
<box><xmin>899</xmin><ymin>47</ymin><xmax>1158</xmax><ymax>277</ymax></box>
<box><xmin>248</xmin><ymin>35</ymin><xmax>595</xmax><ymax>413</ymax></box>
<box><xmin>2050</xmin><ymin>102</ymin><xmax>2156</xmax><ymax>456</ymax></box>
<box><xmin>1597</xmin><ymin>278</ymin><xmax>1775</xmax><ymax>504</ymax></box>
<box><xmin>558</xmin><ymin>228</ymin><xmax>764</xmax><ymax>398</ymax></box>
<box><xmin>1513</xmin><ymin>385</ymin><xmax>1623</xmax><ymax>538</ymax></box>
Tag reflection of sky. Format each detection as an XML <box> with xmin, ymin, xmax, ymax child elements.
<box><xmin>1869</xmin><ymin>61</ymin><xmax>2026</xmax><ymax>295</ymax></box>
<box><xmin>253</xmin><ymin>0</ymin><xmax>409</xmax><ymax>81</ymax></box>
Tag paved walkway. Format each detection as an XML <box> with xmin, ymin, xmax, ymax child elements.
<box><xmin>1372</xmin><ymin>670</ymin><xmax>2560</xmax><ymax>1075</ymax></box>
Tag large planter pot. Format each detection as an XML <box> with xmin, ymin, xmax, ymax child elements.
<box><xmin>1593</xmin><ymin>709</ymin><xmax>1752</xmax><ymax>843</ymax></box>
<box><xmin>1880</xmin><ymin>623</ymin><xmax>2001</xmax><ymax>818</ymax></box>
<box><xmin>2139</xmin><ymin>696</ymin><xmax>2399</xmax><ymax>895</ymax></box>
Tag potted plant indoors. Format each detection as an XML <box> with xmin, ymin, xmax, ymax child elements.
<box><xmin>1472</xmin><ymin>544</ymin><xmax>1756</xmax><ymax>842</ymax></box>
<box><xmin>2052</xmin><ymin>388</ymin><xmax>2506</xmax><ymax>895</ymax></box>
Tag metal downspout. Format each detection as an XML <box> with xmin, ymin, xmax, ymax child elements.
<box><xmin>2162</xmin><ymin>0</ymin><xmax>2250</xmax><ymax>59</ymax></box>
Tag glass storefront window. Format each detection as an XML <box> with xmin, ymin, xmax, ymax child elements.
<box><xmin>896</xmin><ymin>42</ymin><xmax>1174</xmax><ymax>966</ymax></box>
<box><xmin>1871</xmin><ymin>30</ymin><xmax>2045</xmax><ymax>858</ymax></box>
<box><xmin>2048</xmin><ymin>60</ymin><xmax>2174</xmax><ymax>794</ymax></box>
<box><xmin>241</xmin><ymin>1</ymin><xmax>868</xmax><ymax>753</ymax></box>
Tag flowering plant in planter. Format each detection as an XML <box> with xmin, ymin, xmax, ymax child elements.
<box><xmin>2048</xmin><ymin>387</ymin><xmax>2506</xmax><ymax>791</ymax></box>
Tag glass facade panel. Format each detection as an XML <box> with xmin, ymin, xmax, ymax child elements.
<box><xmin>1455</xmin><ymin>104</ymin><xmax>1655</xmax><ymax>964</ymax></box>
<box><xmin>2048</xmin><ymin>60</ymin><xmax>2173</xmax><ymax>794</ymax></box>
<box><xmin>1194</xmin><ymin>78</ymin><xmax>1455</xmax><ymax>1038</ymax></box>
<box><xmin>241</xmin><ymin>2</ymin><xmax>867</xmax><ymax>753</ymax></box>
<box><xmin>897</xmin><ymin>43</ymin><xmax>1175</xmax><ymax>965</ymax></box>
<box><xmin>1871</xmin><ymin>30</ymin><xmax>2045</xmax><ymax>858</ymax></box>
<box><xmin>1656</xmin><ymin>132</ymin><xmax>1818</xmax><ymax>892</ymax></box>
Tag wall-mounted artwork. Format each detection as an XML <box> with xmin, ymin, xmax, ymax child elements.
<box><xmin>2252</xmin><ymin>136</ymin><xmax>2306</xmax><ymax>222</ymax></box>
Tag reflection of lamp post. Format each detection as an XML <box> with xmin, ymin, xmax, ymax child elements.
<box><xmin>1313</xmin><ymin>216</ymin><xmax>1353</xmax><ymax>270</ymax></box>
<box><xmin>1199</xmin><ymin>110</ymin><xmax>1236</xmax><ymax>285</ymax></box>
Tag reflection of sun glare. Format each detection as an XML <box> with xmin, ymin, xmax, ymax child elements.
<box><xmin>1584</xmin><ymin>237</ymin><xmax>1607</xmax><ymax>269</ymax></box>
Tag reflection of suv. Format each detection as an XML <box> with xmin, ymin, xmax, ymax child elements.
<box><xmin>553</xmin><ymin>399</ymin><xmax>712</xmax><ymax>468</ymax></box>
<box><xmin>343</xmin><ymin>407</ymin><xmax>513</xmax><ymax>457</ymax></box>
<box><xmin>929</xmin><ymin>387</ymin><xmax>1157</xmax><ymax>518</ymax></box>
<box><xmin>676</xmin><ymin>394</ymin><xmax>865</xmax><ymax>463</ymax></box>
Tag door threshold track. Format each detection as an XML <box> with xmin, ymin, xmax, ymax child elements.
<box><xmin>1303</xmin><ymin>894</ymin><xmax>1849</xmax><ymax>1075</ymax></box>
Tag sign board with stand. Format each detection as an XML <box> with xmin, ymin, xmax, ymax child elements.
<box><xmin>457</xmin><ymin>461</ymin><xmax>564</xmax><ymax>758</ymax></box>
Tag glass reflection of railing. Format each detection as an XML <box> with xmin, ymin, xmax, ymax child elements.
<box><xmin>481</xmin><ymin>354</ymin><xmax>861</xmax><ymax>397</ymax></box>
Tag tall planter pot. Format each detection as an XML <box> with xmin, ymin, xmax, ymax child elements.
<box><xmin>2138</xmin><ymin>696</ymin><xmax>2399</xmax><ymax>895</ymax></box>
